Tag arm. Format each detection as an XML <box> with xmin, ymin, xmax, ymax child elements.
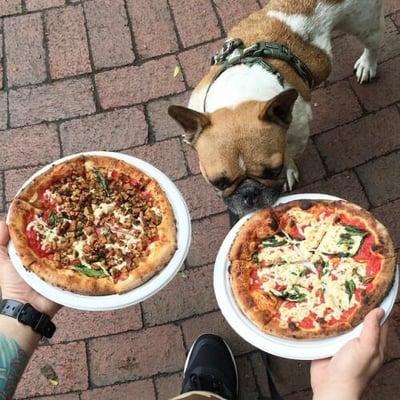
<box><xmin>311</xmin><ymin>308</ymin><xmax>388</xmax><ymax>400</ymax></box>
<box><xmin>0</xmin><ymin>220</ymin><xmax>60</xmax><ymax>400</ymax></box>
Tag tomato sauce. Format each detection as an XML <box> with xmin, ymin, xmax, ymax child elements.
<box><xmin>250</xmin><ymin>269</ymin><xmax>262</xmax><ymax>291</ymax></box>
<box><xmin>26</xmin><ymin>213</ymin><xmax>53</xmax><ymax>258</ymax></box>
<box><xmin>338</xmin><ymin>213</ymin><xmax>366</xmax><ymax>230</ymax></box>
<box><xmin>354</xmin><ymin>235</ymin><xmax>382</xmax><ymax>275</ymax></box>
<box><xmin>327</xmin><ymin>306</ymin><xmax>357</xmax><ymax>326</ymax></box>
<box><xmin>299</xmin><ymin>316</ymin><xmax>314</xmax><ymax>329</ymax></box>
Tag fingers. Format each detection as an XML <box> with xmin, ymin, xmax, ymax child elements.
<box><xmin>0</xmin><ymin>220</ymin><xmax>10</xmax><ymax>248</ymax></box>
<box><xmin>360</xmin><ymin>308</ymin><xmax>385</xmax><ymax>350</ymax></box>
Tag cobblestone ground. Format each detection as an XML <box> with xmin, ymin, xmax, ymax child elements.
<box><xmin>0</xmin><ymin>0</ymin><xmax>399</xmax><ymax>399</ymax></box>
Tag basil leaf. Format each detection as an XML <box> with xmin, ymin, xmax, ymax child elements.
<box><xmin>299</xmin><ymin>268</ymin><xmax>310</xmax><ymax>277</ymax></box>
<box><xmin>94</xmin><ymin>169</ymin><xmax>110</xmax><ymax>196</ymax></box>
<box><xmin>48</xmin><ymin>212</ymin><xmax>60</xmax><ymax>227</ymax></box>
<box><xmin>262</xmin><ymin>236</ymin><xmax>287</xmax><ymax>247</ymax></box>
<box><xmin>344</xmin><ymin>226</ymin><xmax>367</xmax><ymax>237</ymax></box>
<box><xmin>75</xmin><ymin>264</ymin><xmax>107</xmax><ymax>278</ymax></box>
<box><xmin>252</xmin><ymin>254</ymin><xmax>259</xmax><ymax>263</ymax></box>
<box><xmin>345</xmin><ymin>279</ymin><xmax>356</xmax><ymax>301</ymax></box>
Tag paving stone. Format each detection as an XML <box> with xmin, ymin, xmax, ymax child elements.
<box><xmin>237</xmin><ymin>354</ymin><xmax>259</xmax><ymax>400</ymax></box>
<box><xmin>88</xmin><ymin>324</ymin><xmax>186</xmax><ymax>386</ymax></box>
<box><xmin>183</xmin><ymin>145</ymin><xmax>200</xmax><ymax>175</ymax></box>
<box><xmin>214</xmin><ymin>0</ymin><xmax>260</xmax><ymax>31</ymax></box>
<box><xmin>356</xmin><ymin>151</ymin><xmax>400</xmax><ymax>207</ymax></box>
<box><xmin>0</xmin><ymin>174</ymin><xmax>3</xmax><ymax>212</ymax></box>
<box><xmin>373</xmin><ymin>199</ymin><xmax>400</xmax><ymax>249</ymax></box>
<box><xmin>176</xmin><ymin>175</ymin><xmax>226</xmax><ymax>220</ymax></box>
<box><xmin>84</xmin><ymin>0</ymin><xmax>134</xmax><ymax>69</ymax></box>
<box><xmin>296</xmin><ymin>141</ymin><xmax>326</xmax><ymax>187</ymax></box>
<box><xmin>95</xmin><ymin>56</ymin><xmax>185</xmax><ymax>109</ymax></box>
<box><xmin>4</xmin><ymin>166</ymin><xmax>41</xmax><ymax>202</ymax></box>
<box><xmin>32</xmin><ymin>394</ymin><xmax>81</xmax><ymax>400</ymax></box>
<box><xmin>26</xmin><ymin>0</ymin><xmax>64</xmax><ymax>11</ymax></box>
<box><xmin>60</xmin><ymin>107</ymin><xmax>147</xmax><ymax>155</ymax></box>
<box><xmin>0</xmin><ymin>124</ymin><xmax>60</xmax><ymax>169</ymax></box>
<box><xmin>0</xmin><ymin>91</ymin><xmax>7</xmax><ymax>130</ymax></box>
<box><xmin>9</xmin><ymin>77</ymin><xmax>95</xmax><ymax>127</ymax></box>
<box><xmin>295</xmin><ymin>171</ymin><xmax>370</xmax><ymax>209</ymax></box>
<box><xmin>124</xmin><ymin>138</ymin><xmax>187</xmax><ymax>181</ymax></box>
<box><xmin>4</xmin><ymin>13</ymin><xmax>46</xmax><ymax>87</ymax></box>
<box><xmin>350</xmin><ymin>56</ymin><xmax>400</xmax><ymax>112</ymax></box>
<box><xmin>147</xmin><ymin>91</ymin><xmax>191</xmax><ymax>141</ymax></box>
<box><xmin>50</xmin><ymin>304</ymin><xmax>142</xmax><ymax>344</ymax></box>
<box><xmin>169</xmin><ymin>0</ymin><xmax>221</xmax><ymax>48</ymax></box>
<box><xmin>14</xmin><ymin>342</ymin><xmax>88</xmax><ymax>399</ymax></box>
<box><xmin>386</xmin><ymin>303</ymin><xmax>400</xmax><ymax>360</ymax></box>
<box><xmin>178</xmin><ymin>40</ymin><xmax>224</xmax><ymax>88</ymax></box>
<box><xmin>385</xmin><ymin>0</ymin><xmax>400</xmax><ymax>15</ymax></box>
<box><xmin>311</xmin><ymin>81</ymin><xmax>362</xmax><ymax>135</ymax></box>
<box><xmin>315</xmin><ymin>107</ymin><xmax>400</xmax><ymax>173</ymax></box>
<box><xmin>393</xmin><ymin>10</ymin><xmax>400</xmax><ymax>28</ymax></box>
<box><xmin>181</xmin><ymin>310</ymin><xmax>255</xmax><ymax>355</ymax></box>
<box><xmin>155</xmin><ymin>373</ymin><xmax>182</xmax><ymax>400</ymax></box>
<box><xmin>0</xmin><ymin>0</ymin><xmax>21</xmax><ymax>16</ymax></box>
<box><xmin>80</xmin><ymin>380</ymin><xmax>156</xmax><ymax>400</ymax></box>
<box><xmin>186</xmin><ymin>213</ymin><xmax>230</xmax><ymax>267</ymax></box>
<box><xmin>142</xmin><ymin>264</ymin><xmax>218</xmax><ymax>326</ymax></box>
<box><xmin>45</xmin><ymin>5</ymin><xmax>91</xmax><ymax>79</ymax></box>
<box><xmin>126</xmin><ymin>0</ymin><xmax>178</xmax><ymax>59</ymax></box>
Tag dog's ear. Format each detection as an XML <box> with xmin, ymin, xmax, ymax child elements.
<box><xmin>168</xmin><ymin>105</ymin><xmax>210</xmax><ymax>144</ymax></box>
<box><xmin>259</xmin><ymin>89</ymin><xmax>298</xmax><ymax>128</ymax></box>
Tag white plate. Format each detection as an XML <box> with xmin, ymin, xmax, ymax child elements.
<box><xmin>214</xmin><ymin>193</ymin><xmax>399</xmax><ymax>360</ymax></box>
<box><xmin>7</xmin><ymin>151</ymin><xmax>191</xmax><ymax>311</ymax></box>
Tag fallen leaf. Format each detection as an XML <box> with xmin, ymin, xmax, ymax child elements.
<box><xmin>173</xmin><ymin>65</ymin><xmax>181</xmax><ymax>78</ymax></box>
<box><xmin>40</xmin><ymin>364</ymin><xmax>59</xmax><ymax>386</ymax></box>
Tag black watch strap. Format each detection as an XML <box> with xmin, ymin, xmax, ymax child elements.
<box><xmin>0</xmin><ymin>299</ymin><xmax>56</xmax><ymax>338</ymax></box>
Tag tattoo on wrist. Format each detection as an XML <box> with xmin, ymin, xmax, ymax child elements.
<box><xmin>0</xmin><ymin>335</ymin><xmax>29</xmax><ymax>400</ymax></box>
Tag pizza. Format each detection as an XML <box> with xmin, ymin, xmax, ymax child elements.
<box><xmin>229</xmin><ymin>200</ymin><xmax>396</xmax><ymax>339</ymax></box>
<box><xmin>8</xmin><ymin>155</ymin><xmax>177</xmax><ymax>295</ymax></box>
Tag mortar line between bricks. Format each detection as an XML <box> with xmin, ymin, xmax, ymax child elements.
<box><xmin>84</xmin><ymin>339</ymin><xmax>93</xmax><ymax>390</ymax></box>
<box><xmin>40</xmin><ymin>12</ymin><xmax>51</xmax><ymax>83</ymax></box>
<box><xmin>248</xmin><ymin>352</ymin><xmax>265</xmax><ymax>400</ymax></box>
<box><xmin>151</xmin><ymin>376</ymin><xmax>159</xmax><ymax>400</ymax></box>
<box><xmin>0</xmin><ymin>172</ymin><xmax>5</xmax><ymax>213</ymax></box>
<box><xmin>123</xmin><ymin>0</ymin><xmax>141</xmax><ymax>65</ymax></box>
<box><xmin>56</xmin><ymin>122</ymin><xmax>64</xmax><ymax>158</ymax></box>
<box><xmin>2</xmin><ymin>18</ymin><xmax>10</xmax><ymax>129</ymax></box>
<box><xmin>166</xmin><ymin>0</ymin><xmax>185</xmax><ymax>52</ymax></box>
<box><xmin>143</xmin><ymin>104</ymin><xmax>156</xmax><ymax>145</ymax></box>
<box><xmin>175</xmin><ymin>53</ymin><xmax>190</xmax><ymax>91</ymax></box>
<box><xmin>352</xmin><ymin>168</ymin><xmax>372</xmax><ymax>209</ymax></box>
<box><xmin>20</xmin><ymin>390</ymin><xmax>83</xmax><ymax>400</ymax></box>
<box><xmin>21</xmin><ymin>0</ymin><xmax>27</xmax><ymax>14</ymax></box>
<box><xmin>210</xmin><ymin>0</ymin><xmax>227</xmax><ymax>37</ymax></box>
<box><xmin>309</xmin><ymin>135</ymin><xmax>329</xmax><ymax>178</ymax></box>
<box><xmin>347</xmin><ymin>78</ymin><xmax>368</xmax><ymax>115</ymax></box>
<box><xmin>178</xmin><ymin>324</ymin><xmax>189</xmax><ymax>354</ymax></box>
<box><xmin>179</xmin><ymin>136</ymin><xmax>193</xmax><ymax>177</ymax></box>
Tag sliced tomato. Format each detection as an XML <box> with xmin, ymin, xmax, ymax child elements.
<box><xmin>111</xmin><ymin>170</ymin><xmax>119</xmax><ymax>179</ymax></box>
<box><xmin>290</xmin><ymin>225</ymin><xmax>304</xmax><ymax>240</ymax></box>
<box><xmin>26</xmin><ymin>228</ymin><xmax>53</xmax><ymax>257</ymax></box>
<box><xmin>338</xmin><ymin>213</ymin><xmax>366</xmax><ymax>230</ymax></box>
<box><xmin>129</xmin><ymin>178</ymin><xmax>140</xmax><ymax>187</ymax></box>
<box><xmin>299</xmin><ymin>316</ymin><xmax>314</xmax><ymax>329</ymax></box>
<box><xmin>274</xmin><ymin>283</ymin><xmax>286</xmax><ymax>291</ymax></box>
<box><xmin>327</xmin><ymin>306</ymin><xmax>357</xmax><ymax>326</ymax></box>
<box><xmin>365</xmin><ymin>282</ymin><xmax>374</xmax><ymax>293</ymax></box>
<box><xmin>283</xmin><ymin>301</ymin><xmax>296</xmax><ymax>309</ymax></box>
<box><xmin>250</xmin><ymin>269</ymin><xmax>262</xmax><ymax>290</ymax></box>
<box><xmin>38</xmin><ymin>186</ymin><xmax>56</xmax><ymax>209</ymax></box>
<box><xmin>355</xmin><ymin>288</ymin><xmax>362</xmax><ymax>302</ymax></box>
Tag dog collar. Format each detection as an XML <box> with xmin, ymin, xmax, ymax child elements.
<box><xmin>203</xmin><ymin>39</ymin><xmax>315</xmax><ymax>112</ymax></box>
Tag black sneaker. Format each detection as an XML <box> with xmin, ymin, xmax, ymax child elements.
<box><xmin>181</xmin><ymin>334</ymin><xmax>239</xmax><ymax>400</ymax></box>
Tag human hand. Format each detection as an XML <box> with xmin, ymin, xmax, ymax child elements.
<box><xmin>311</xmin><ymin>308</ymin><xmax>388</xmax><ymax>400</ymax></box>
<box><xmin>0</xmin><ymin>219</ymin><xmax>61</xmax><ymax>318</ymax></box>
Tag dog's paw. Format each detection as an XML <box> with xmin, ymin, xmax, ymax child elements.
<box><xmin>284</xmin><ymin>164</ymin><xmax>300</xmax><ymax>192</ymax></box>
<box><xmin>354</xmin><ymin>51</ymin><xmax>377</xmax><ymax>84</ymax></box>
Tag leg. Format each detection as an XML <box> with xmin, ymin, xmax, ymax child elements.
<box><xmin>284</xmin><ymin>157</ymin><xmax>300</xmax><ymax>192</ymax></box>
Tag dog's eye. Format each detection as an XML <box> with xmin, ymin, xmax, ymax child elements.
<box><xmin>212</xmin><ymin>177</ymin><xmax>231</xmax><ymax>191</ymax></box>
<box><xmin>261</xmin><ymin>166</ymin><xmax>283</xmax><ymax>179</ymax></box>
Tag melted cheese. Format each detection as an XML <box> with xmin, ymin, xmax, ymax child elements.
<box><xmin>318</xmin><ymin>225</ymin><xmax>364</xmax><ymax>256</ymax></box>
<box><xmin>92</xmin><ymin>202</ymin><xmax>115</xmax><ymax>220</ymax></box>
<box><xmin>258</xmin><ymin>244</ymin><xmax>307</xmax><ymax>265</ymax></box>
<box><xmin>27</xmin><ymin>216</ymin><xmax>62</xmax><ymax>249</ymax></box>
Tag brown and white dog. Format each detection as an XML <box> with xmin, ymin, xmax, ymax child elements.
<box><xmin>169</xmin><ymin>0</ymin><xmax>384</xmax><ymax>216</ymax></box>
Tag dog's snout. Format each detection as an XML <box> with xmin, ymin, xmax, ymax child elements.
<box><xmin>240</xmin><ymin>186</ymin><xmax>261</xmax><ymax>207</ymax></box>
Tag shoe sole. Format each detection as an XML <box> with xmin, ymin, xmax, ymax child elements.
<box><xmin>183</xmin><ymin>335</ymin><xmax>239</xmax><ymax>397</ymax></box>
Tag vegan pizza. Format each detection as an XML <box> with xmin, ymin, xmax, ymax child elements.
<box><xmin>229</xmin><ymin>200</ymin><xmax>395</xmax><ymax>338</ymax></box>
<box><xmin>8</xmin><ymin>156</ymin><xmax>177</xmax><ymax>295</ymax></box>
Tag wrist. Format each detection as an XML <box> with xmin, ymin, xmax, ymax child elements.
<box><xmin>1</xmin><ymin>294</ymin><xmax>58</xmax><ymax>319</ymax></box>
<box><xmin>313</xmin><ymin>382</ymin><xmax>361</xmax><ymax>400</ymax></box>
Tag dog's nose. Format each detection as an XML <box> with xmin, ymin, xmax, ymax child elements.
<box><xmin>241</xmin><ymin>186</ymin><xmax>261</xmax><ymax>207</ymax></box>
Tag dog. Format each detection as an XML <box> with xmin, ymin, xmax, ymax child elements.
<box><xmin>168</xmin><ymin>0</ymin><xmax>384</xmax><ymax>216</ymax></box>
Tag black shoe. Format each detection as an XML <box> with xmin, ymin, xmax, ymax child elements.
<box><xmin>181</xmin><ymin>334</ymin><xmax>238</xmax><ymax>400</ymax></box>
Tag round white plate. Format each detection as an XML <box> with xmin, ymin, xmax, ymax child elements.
<box><xmin>7</xmin><ymin>151</ymin><xmax>192</xmax><ymax>311</ymax></box>
<box><xmin>214</xmin><ymin>193</ymin><xmax>399</xmax><ymax>360</ymax></box>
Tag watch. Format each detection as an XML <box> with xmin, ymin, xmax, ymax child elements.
<box><xmin>0</xmin><ymin>299</ymin><xmax>56</xmax><ymax>338</ymax></box>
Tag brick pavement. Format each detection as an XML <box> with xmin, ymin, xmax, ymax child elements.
<box><xmin>0</xmin><ymin>1</ymin><xmax>399</xmax><ymax>399</ymax></box>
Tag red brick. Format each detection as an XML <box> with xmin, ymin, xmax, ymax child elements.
<box><xmin>181</xmin><ymin>311</ymin><xmax>255</xmax><ymax>355</ymax></box>
<box><xmin>4</xmin><ymin>13</ymin><xmax>46</xmax><ymax>87</ymax></box>
<box><xmin>126</xmin><ymin>0</ymin><xmax>178</xmax><ymax>59</ymax></box>
<box><xmin>295</xmin><ymin>171</ymin><xmax>370</xmax><ymax>209</ymax></box>
<box><xmin>81</xmin><ymin>380</ymin><xmax>156</xmax><ymax>400</ymax></box>
<box><xmin>60</xmin><ymin>107</ymin><xmax>147</xmax><ymax>155</ymax></box>
<box><xmin>364</xmin><ymin>360</ymin><xmax>400</xmax><ymax>400</ymax></box>
<box><xmin>187</xmin><ymin>213</ymin><xmax>230</xmax><ymax>267</ymax></box>
<box><xmin>84</xmin><ymin>0</ymin><xmax>134</xmax><ymax>69</ymax></box>
<box><xmin>4</xmin><ymin>166</ymin><xmax>41</xmax><ymax>202</ymax></box>
<box><xmin>178</xmin><ymin>40</ymin><xmax>224</xmax><ymax>88</ymax></box>
<box><xmin>350</xmin><ymin>57</ymin><xmax>400</xmax><ymax>112</ymax></box>
<box><xmin>14</xmin><ymin>342</ymin><xmax>88</xmax><ymax>399</ymax></box>
<box><xmin>88</xmin><ymin>324</ymin><xmax>186</xmax><ymax>386</ymax></box>
<box><xmin>311</xmin><ymin>81</ymin><xmax>362</xmax><ymax>135</ymax></box>
<box><xmin>315</xmin><ymin>107</ymin><xmax>400</xmax><ymax>173</ymax></box>
<box><xmin>176</xmin><ymin>175</ymin><xmax>226</xmax><ymax>220</ymax></box>
<box><xmin>26</xmin><ymin>0</ymin><xmax>64</xmax><ymax>11</ymax></box>
<box><xmin>329</xmin><ymin>17</ymin><xmax>400</xmax><ymax>82</ymax></box>
<box><xmin>0</xmin><ymin>124</ymin><xmax>60</xmax><ymax>169</ymax></box>
<box><xmin>184</xmin><ymin>145</ymin><xmax>201</xmax><ymax>175</ymax></box>
<box><xmin>50</xmin><ymin>304</ymin><xmax>142</xmax><ymax>343</ymax></box>
<box><xmin>0</xmin><ymin>0</ymin><xmax>21</xmax><ymax>16</ymax></box>
<box><xmin>147</xmin><ymin>91</ymin><xmax>192</xmax><ymax>141</ymax></box>
<box><xmin>169</xmin><ymin>0</ymin><xmax>221</xmax><ymax>48</ymax></box>
<box><xmin>124</xmin><ymin>138</ymin><xmax>187</xmax><ymax>180</ymax></box>
<box><xmin>155</xmin><ymin>373</ymin><xmax>182</xmax><ymax>400</ymax></box>
<box><xmin>32</xmin><ymin>394</ymin><xmax>80</xmax><ymax>400</ymax></box>
<box><xmin>385</xmin><ymin>0</ymin><xmax>400</xmax><ymax>15</ymax></box>
<box><xmin>373</xmin><ymin>199</ymin><xmax>400</xmax><ymax>250</ymax></box>
<box><xmin>95</xmin><ymin>56</ymin><xmax>186</xmax><ymax>109</ymax></box>
<box><xmin>214</xmin><ymin>0</ymin><xmax>260</xmax><ymax>31</ymax></box>
<box><xmin>393</xmin><ymin>10</ymin><xmax>400</xmax><ymax>28</ymax></box>
<box><xmin>0</xmin><ymin>91</ymin><xmax>7</xmax><ymax>130</ymax></box>
<box><xmin>9</xmin><ymin>77</ymin><xmax>95</xmax><ymax>127</ymax></box>
<box><xmin>237</xmin><ymin>354</ymin><xmax>259</xmax><ymax>400</ymax></box>
<box><xmin>45</xmin><ymin>5</ymin><xmax>91</xmax><ymax>79</ymax></box>
<box><xmin>296</xmin><ymin>142</ymin><xmax>326</xmax><ymax>187</ymax></box>
<box><xmin>142</xmin><ymin>265</ymin><xmax>218</xmax><ymax>325</ymax></box>
<box><xmin>0</xmin><ymin>175</ymin><xmax>4</xmax><ymax>213</ymax></box>
<box><xmin>356</xmin><ymin>151</ymin><xmax>400</xmax><ymax>207</ymax></box>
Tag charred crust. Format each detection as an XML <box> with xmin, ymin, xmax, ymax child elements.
<box><xmin>288</xmin><ymin>321</ymin><xmax>299</xmax><ymax>331</ymax></box>
<box><xmin>299</xmin><ymin>200</ymin><xmax>312</xmax><ymax>210</ymax></box>
<box><xmin>269</xmin><ymin>218</ymin><xmax>278</xmax><ymax>230</ymax></box>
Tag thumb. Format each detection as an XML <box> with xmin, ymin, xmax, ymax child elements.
<box><xmin>360</xmin><ymin>308</ymin><xmax>385</xmax><ymax>349</ymax></box>
<box><xmin>0</xmin><ymin>220</ymin><xmax>10</xmax><ymax>248</ymax></box>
